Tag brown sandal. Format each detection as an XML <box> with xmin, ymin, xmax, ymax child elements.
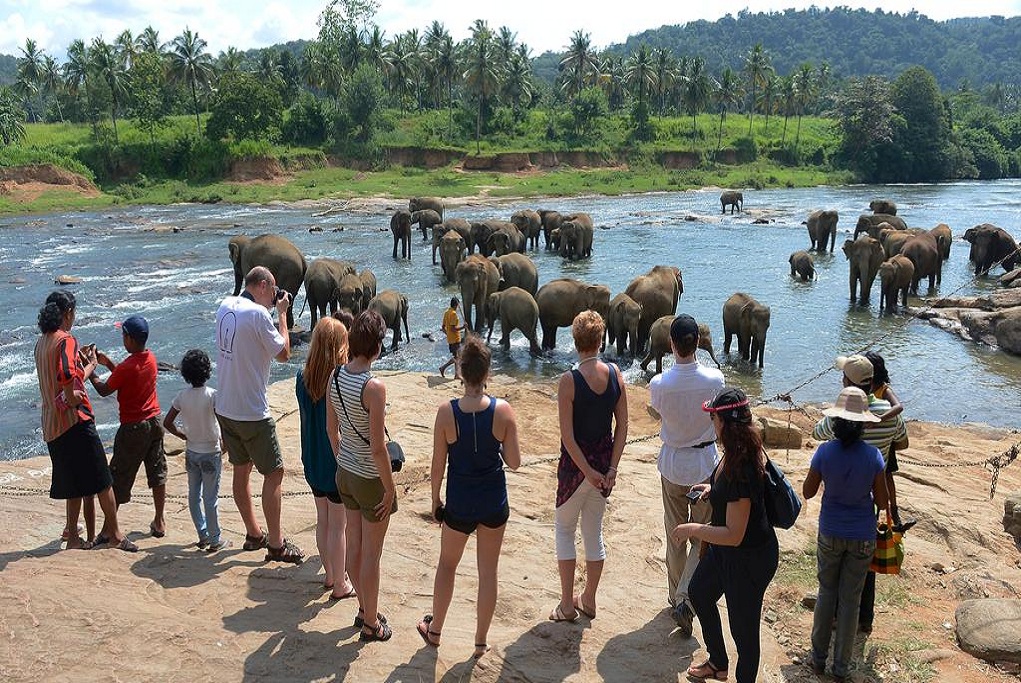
<box><xmin>686</xmin><ymin>660</ymin><xmax>728</xmax><ymax>681</ymax></box>
<box><xmin>416</xmin><ymin>615</ymin><xmax>441</xmax><ymax>647</ymax></box>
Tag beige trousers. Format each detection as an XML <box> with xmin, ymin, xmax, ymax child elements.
<box><xmin>662</xmin><ymin>475</ymin><xmax>712</xmax><ymax>607</ymax></box>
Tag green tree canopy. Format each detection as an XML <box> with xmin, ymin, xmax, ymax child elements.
<box><xmin>205</xmin><ymin>72</ymin><xmax>283</xmax><ymax>141</ymax></box>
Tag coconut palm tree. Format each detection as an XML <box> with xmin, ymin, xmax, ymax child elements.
<box><xmin>780</xmin><ymin>74</ymin><xmax>796</xmax><ymax>146</ymax></box>
<box><xmin>169</xmin><ymin>28</ymin><xmax>214</xmax><ymax>136</ymax></box>
<box><xmin>258</xmin><ymin>51</ymin><xmax>283</xmax><ymax>81</ymax></box>
<box><xmin>64</xmin><ymin>39</ymin><xmax>97</xmax><ymax>133</ymax></box>
<box><xmin>758</xmin><ymin>74</ymin><xmax>779</xmax><ymax>133</ymax></box>
<box><xmin>793</xmin><ymin>63</ymin><xmax>815</xmax><ymax>146</ymax></box>
<box><xmin>15</xmin><ymin>39</ymin><xmax>43</xmax><ymax>122</ymax></box>
<box><xmin>0</xmin><ymin>87</ymin><xmax>27</xmax><ymax>144</ymax></box>
<box><xmin>464</xmin><ymin>19</ymin><xmax>501</xmax><ymax>154</ymax></box>
<box><xmin>503</xmin><ymin>45</ymin><xmax>533</xmax><ymax>119</ymax></box>
<box><xmin>422</xmin><ymin>21</ymin><xmax>449</xmax><ymax>108</ymax></box>
<box><xmin>560</xmin><ymin>30</ymin><xmax>599</xmax><ymax>99</ymax></box>
<box><xmin>598</xmin><ymin>54</ymin><xmax>626</xmax><ymax>112</ymax></box>
<box><xmin>682</xmin><ymin>56</ymin><xmax>712</xmax><ymax>137</ymax></box>
<box><xmin>364</xmin><ymin>26</ymin><xmax>387</xmax><ymax>75</ymax></box>
<box><xmin>714</xmin><ymin>66</ymin><xmax>743</xmax><ymax>157</ymax></box>
<box><xmin>653</xmin><ymin>47</ymin><xmax>677</xmax><ymax>117</ymax></box>
<box><xmin>115</xmin><ymin>30</ymin><xmax>139</xmax><ymax>70</ymax></box>
<box><xmin>139</xmin><ymin>26</ymin><xmax>164</xmax><ymax>55</ymax></box>
<box><xmin>40</xmin><ymin>55</ymin><xmax>65</xmax><ymax>122</ymax></box>
<box><xmin>385</xmin><ymin>33</ymin><xmax>419</xmax><ymax>112</ymax></box>
<box><xmin>433</xmin><ymin>34</ymin><xmax>457</xmax><ymax>137</ymax></box>
<box><xmin>743</xmin><ymin>43</ymin><xmax>772</xmax><ymax>136</ymax></box>
<box><xmin>219</xmin><ymin>47</ymin><xmax>243</xmax><ymax>75</ymax></box>
<box><xmin>625</xmin><ymin>45</ymin><xmax>656</xmax><ymax>107</ymax></box>
<box><xmin>90</xmin><ymin>37</ymin><xmax>129</xmax><ymax>142</ymax></box>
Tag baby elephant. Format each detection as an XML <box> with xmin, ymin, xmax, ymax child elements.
<box><xmin>789</xmin><ymin>250</ymin><xmax>816</xmax><ymax>281</ymax></box>
<box><xmin>878</xmin><ymin>255</ymin><xmax>914</xmax><ymax>313</ymax></box>
<box><xmin>640</xmin><ymin>315</ymin><xmax>721</xmax><ymax>375</ymax></box>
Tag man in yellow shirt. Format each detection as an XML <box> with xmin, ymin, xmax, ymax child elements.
<box><xmin>439</xmin><ymin>297</ymin><xmax>464</xmax><ymax>379</ymax></box>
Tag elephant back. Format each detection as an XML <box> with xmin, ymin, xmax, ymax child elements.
<box><xmin>245</xmin><ymin>234</ymin><xmax>305</xmax><ymax>292</ymax></box>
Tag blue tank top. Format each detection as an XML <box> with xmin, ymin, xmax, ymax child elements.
<box><xmin>295</xmin><ymin>371</ymin><xmax>338</xmax><ymax>494</ymax></box>
<box><xmin>445</xmin><ymin>396</ymin><xmax>507</xmax><ymax>520</ymax></box>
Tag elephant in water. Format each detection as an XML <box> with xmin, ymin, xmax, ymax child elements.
<box><xmin>625</xmin><ymin>265</ymin><xmax>683</xmax><ymax>353</ymax></box>
<box><xmin>358</xmin><ymin>269</ymin><xmax>376</xmax><ymax>311</ymax></box>
<box><xmin>334</xmin><ymin>272</ymin><xmax>366</xmax><ymax>316</ymax></box>
<box><xmin>559</xmin><ymin>214</ymin><xmax>594</xmax><ymax>260</ymax></box>
<box><xmin>440</xmin><ymin>230</ymin><xmax>467</xmax><ymax>284</ymax></box>
<box><xmin>854</xmin><ymin>213</ymin><xmax>907</xmax><ymax>239</ymax></box>
<box><xmin>229</xmin><ymin>234</ymin><xmax>306</xmax><ymax>330</ymax></box>
<box><xmin>303</xmin><ymin>257</ymin><xmax>355</xmax><ymax>328</ymax></box>
<box><xmin>484</xmin><ymin>287</ymin><xmax>542</xmax><ymax>355</ymax></box>
<box><xmin>535</xmin><ymin>278</ymin><xmax>611</xmax><ymax>351</ymax></box>
<box><xmin>963</xmin><ymin>224</ymin><xmax>1018</xmax><ymax>276</ymax></box>
<box><xmin>409</xmin><ymin>197</ymin><xmax>443</xmax><ymax>222</ymax></box>
<box><xmin>455</xmin><ymin>255</ymin><xmax>500</xmax><ymax>333</ymax></box>
<box><xmin>842</xmin><ymin>236</ymin><xmax>885</xmax><ymax>304</ymax></box>
<box><xmin>720</xmin><ymin>190</ymin><xmax>743</xmax><ymax>214</ymax></box>
<box><xmin>490</xmin><ymin>253</ymin><xmax>538</xmax><ymax>296</ymax></box>
<box><xmin>878</xmin><ymin>255</ymin><xmax>914</xmax><ymax>313</ymax></box>
<box><xmin>789</xmin><ymin>250</ymin><xmax>816</xmax><ymax>281</ymax></box>
<box><xmin>806</xmin><ymin>209</ymin><xmax>838</xmax><ymax>253</ymax></box>
<box><xmin>901</xmin><ymin>231</ymin><xmax>942</xmax><ymax>293</ymax></box>
<box><xmin>538</xmin><ymin>209</ymin><xmax>564</xmax><ymax>250</ymax></box>
<box><xmin>487</xmin><ymin>222</ymin><xmax>525</xmax><ymax>256</ymax></box>
<box><xmin>722</xmin><ymin>293</ymin><xmax>770</xmax><ymax>369</ymax></box>
<box><xmin>367</xmin><ymin>289</ymin><xmax>410</xmax><ymax>352</ymax></box>
<box><xmin>391</xmin><ymin>210</ymin><xmax>413</xmax><ymax>260</ymax></box>
<box><xmin>869</xmin><ymin>199</ymin><xmax>897</xmax><ymax>216</ymax></box>
<box><xmin>640</xmin><ymin>316</ymin><xmax>720</xmax><ymax>374</ymax></box>
<box><xmin>930</xmin><ymin>224</ymin><xmax>952</xmax><ymax>261</ymax></box>
<box><xmin>511</xmin><ymin>209</ymin><xmax>542</xmax><ymax>250</ymax></box>
<box><xmin>431</xmin><ymin>218</ymin><xmax>470</xmax><ymax>264</ymax></box>
<box><xmin>411</xmin><ymin>208</ymin><xmax>443</xmax><ymax>242</ymax></box>
<box><xmin>606</xmin><ymin>293</ymin><xmax>642</xmax><ymax>356</ymax></box>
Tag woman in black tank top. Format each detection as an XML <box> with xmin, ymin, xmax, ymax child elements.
<box><xmin>549</xmin><ymin>312</ymin><xmax>629</xmax><ymax>623</ymax></box>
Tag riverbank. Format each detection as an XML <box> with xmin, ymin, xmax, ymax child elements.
<box><xmin>1</xmin><ymin>372</ymin><xmax>1019</xmax><ymax>682</ymax></box>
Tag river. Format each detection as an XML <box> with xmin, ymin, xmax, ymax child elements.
<box><xmin>1</xmin><ymin>181</ymin><xmax>1020</xmax><ymax>461</ymax></box>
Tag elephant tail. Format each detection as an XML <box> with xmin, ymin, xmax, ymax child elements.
<box><xmin>296</xmin><ymin>291</ymin><xmax>308</xmax><ymax>320</ymax></box>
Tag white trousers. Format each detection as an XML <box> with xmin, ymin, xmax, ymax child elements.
<box><xmin>554</xmin><ymin>480</ymin><xmax>607</xmax><ymax>562</ymax></box>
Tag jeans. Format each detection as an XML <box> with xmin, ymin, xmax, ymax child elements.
<box><xmin>690</xmin><ymin>538</ymin><xmax>779</xmax><ymax>683</ymax></box>
<box><xmin>811</xmin><ymin>533</ymin><xmax>876</xmax><ymax>678</ymax></box>
<box><xmin>661</xmin><ymin>476</ymin><xmax>712</xmax><ymax>606</ymax></box>
<box><xmin>186</xmin><ymin>450</ymin><xmax>222</xmax><ymax>544</ymax></box>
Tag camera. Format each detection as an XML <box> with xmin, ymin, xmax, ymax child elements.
<box><xmin>274</xmin><ymin>287</ymin><xmax>287</xmax><ymax>302</ymax></box>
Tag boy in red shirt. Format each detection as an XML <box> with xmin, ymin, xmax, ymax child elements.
<box><xmin>87</xmin><ymin>315</ymin><xmax>167</xmax><ymax>538</ymax></box>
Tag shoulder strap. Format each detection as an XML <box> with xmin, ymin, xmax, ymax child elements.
<box><xmin>333</xmin><ymin>367</ymin><xmax>370</xmax><ymax>445</ymax></box>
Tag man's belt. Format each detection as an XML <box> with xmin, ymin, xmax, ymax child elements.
<box><xmin>690</xmin><ymin>440</ymin><xmax>716</xmax><ymax>449</ymax></box>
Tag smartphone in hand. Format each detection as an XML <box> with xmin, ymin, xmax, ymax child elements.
<box><xmin>686</xmin><ymin>489</ymin><xmax>703</xmax><ymax>501</ymax></box>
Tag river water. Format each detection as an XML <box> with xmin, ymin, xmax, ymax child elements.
<box><xmin>2</xmin><ymin>182</ymin><xmax>1020</xmax><ymax>461</ymax></box>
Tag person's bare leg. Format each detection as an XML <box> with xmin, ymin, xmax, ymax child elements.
<box><xmin>96</xmin><ymin>486</ymin><xmax>124</xmax><ymax>543</ymax></box>
<box><xmin>556</xmin><ymin>558</ymin><xmax>579</xmax><ymax>617</ymax></box>
<box><xmin>328</xmin><ymin>500</ymin><xmax>353</xmax><ymax>597</ymax></box>
<box><xmin>314</xmin><ymin>496</ymin><xmax>331</xmax><ymax>585</ymax></box>
<box><xmin>151</xmin><ymin>484</ymin><xmax>166</xmax><ymax>534</ymax></box>
<box><xmin>64</xmin><ymin>498</ymin><xmax>83</xmax><ymax>548</ymax></box>
<box><xmin>358</xmin><ymin>515</ymin><xmax>390</xmax><ymax>634</ymax></box>
<box><xmin>345</xmin><ymin>509</ymin><xmax>364</xmax><ymax>612</ymax></box>
<box><xmin>262</xmin><ymin>468</ymin><xmax>284</xmax><ymax>548</ymax></box>
<box><xmin>83</xmin><ymin>496</ymin><xmax>96</xmax><ymax>542</ymax></box>
<box><xmin>474</xmin><ymin>524</ymin><xmax>506</xmax><ymax>655</ymax></box>
<box><xmin>427</xmin><ymin>524</ymin><xmax>470</xmax><ymax>636</ymax></box>
<box><xmin>579</xmin><ymin>560</ymin><xmax>604</xmax><ymax>615</ymax></box>
<box><xmin>232</xmin><ymin>462</ymin><xmax>262</xmax><ymax>539</ymax></box>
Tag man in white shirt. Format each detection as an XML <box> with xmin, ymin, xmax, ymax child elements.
<box><xmin>649</xmin><ymin>315</ymin><xmax>725</xmax><ymax>638</ymax></box>
<box><xmin>215</xmin><ymin>266</ymin><xmax>303</xmax><ymax>563</ymax></box>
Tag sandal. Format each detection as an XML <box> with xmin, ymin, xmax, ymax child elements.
<box><xmin>574</xmin><ymin>595</ymin><xmax>596</xmax><ymax>619</ymax></box>
<box><xmin>473</xmin><ymin>643</ymin><xmax>491</xmax><ymax>659</ymax></box>
<box><xmin>242</xmin><ymin>532</ymin><xmax>268</xmax><ymax>551</ymax></box>
<box><xmin>549</xmin><ymin>604</ymin><xmax>578</xmax><ymax>622</ymax></box>
<box><xmin>354</xmin><ymin>609</ymin><xmax>388</xmax><ymax>628</ymax></box>
<box><xmin>93</xmin><ymin>532</ymin><xmax>110</xmax><ymax>547</ymax></box>
<box><xmin>265</xmin><ymin>539</ymin><xmax>304</xmax><ymax>564</ymax></box>
<box><xmin>149</xmin><ymin>522</ymin><xmax>166</xmax><ymax>539</ymax></box>
<box><xmin>110</xmin><ymin>538</ymin><xmax>139</xmax><ymax>553</ymax></box>
<box><xmin>360</xmin><ymin>620</ymin><xmax>393</xmax><ymax>642</ymax></box>
<box><xmin>416</xmin><ymin>615</ymin><xmax>441</xmax><ymax>647</ymax></box>
<box><xmin>329</xmin><ymin>585</ymin><xmax>357</xmax><ymax>601</ymax></box>
<box><xmin>66</xmin><ymin>538</ymin><xmax>94</xmax><ymax>550</ymax></box>
<box><xmin>686</xmin><ymin>660</ymin><xmax>728</xmax><ymax>681</ymax></box>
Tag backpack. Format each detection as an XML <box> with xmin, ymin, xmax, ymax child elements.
<box><xmin>763</xmin><ymin>456</ymin><xmax>802</xmax><ymax>529</ymax></box>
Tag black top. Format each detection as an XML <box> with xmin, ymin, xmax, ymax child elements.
<box><xmin>709</xmin><ymin>458</ymin><xmax>775</xmax><ymax>550</ymax></box>
<box><xmin>570</xmin><ymin>363</ymin><xmax>620</xmax><ymax>444</ymax></box>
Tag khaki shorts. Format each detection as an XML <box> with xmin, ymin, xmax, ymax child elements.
<box><xmin>337</xmin><ymin>468</ymin><xmax>398</xmax><ymax>521</ymax></box>
<box><xmin>111</xmin><ymin>416</ymin><xmax>167</xmax><ymax>505</ymax></box>
<box><xmin>217</xmin><ymin>415</ymin><xmax>284</xmax><ymax>476</ymax></box>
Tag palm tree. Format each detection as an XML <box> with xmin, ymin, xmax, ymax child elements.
<box><xmin>139</xmin><ymin>26</ymin><xmax>164</xmax><ymax>55</ymax></box>
<box><xmin>758</xmin><ymin>74</ymin><xmax>779</xmax><ymax>133</ymax></box>
<box><xmin>624</xmin><ymin>45</ymin><xmax>656</xmax><ymax>107</ymax></box>
<box><xmin>780</xmin><ymin>75</ymin><xmax>796</xmax><ymax>145</ymax></box>
<box><xmin>793</xmin><ymin>63</ymin><xmax>814</xmax><ymax>146</ymax></box>
<box><xmin>338</xmin><ymin>25</ymin><xmax>363</xmax><ymax>74</ymax></box>
<box><xmin>220</xmin><ymin>47</ymin><xmax>243</xmax><ymax>75</ymax></box>
<box><xmin>364</xmin><ymin>26</ymin><xmax>387</xmax><ymax>75</ymax></box>
<box><xmin>503</xmin><ymin>46</ymin><xmax>534</xmax><ymax>119</ymax></box>
<box><xmin>40</xmin><ymin>55</ymin><xmax>65</xmax><ymax>122</ymax></box>
<box><xmin>64</xmin><ymin>39</ymin><xmax>97</xmax><ymax>134</ymax></box>
<box><xmin>464</xmin><ymin>20</ymin><xmax>501</xmax><ymax>154</ymax></box>
<box><xmin>15</xmin><ymin>39</ymin><xmax>43</xmax><ymax>122</ymax></box>
<box><xmin>423</xmin><ymin>21</ymin><xmax>449</xmax><ymax>108</ymax></box>
<box><xmin>433</xmin><ymin>34</ymin><xmax>457</xmax><ymax>137</ymax></box>
<box><xmin>560</xmin><ymin>30</ymin><xmax>599</xmax><ymax>98</ymax></box>
<box><xmin>169</xmin><ymin>28</ymin><xmax>214</xmax><ymax>136</ymax></box>
<box><xmin>652</xmin><ymin>48</ymin><xmax>677</xmax><ymax>117</ymax></box>
<box><xmin>682</xmin><ymin>56</ymin><xmax>712</xmax><ymax>137</ymax></box>
<box><xmin>598</xmin><ymin>54</ymin><xmax>626</xmax><ymax>111</ymax></box>
<box><xmin>743</xmin><ymin>43</ymin><xmax>771</xmax><ymax>136</ymax></box>
<box><xmin>115</xmin><ymin>30</ymin><xmax>138</xmax><ymax>70</ymax></box>
<box><xmin>0</xmin><ymin>87</ymin><xmax>27</xmax><ymax>145</ymax></box>
<box><xmin>386</xmin><ymin>34</ymin><xmax>418</xmax><ymax>112</ymax></box>
<box><xmin>90</xmin><ymin>37</ymin><xmax>129</xmax><ymax>142</ymax></box>
<box><xmin>258</xmin><ymin>51</ymin><xmax>283</xmax><ymax>81</ymax></box>
<box><xmin>714</xmin><ymin>67</ymin><xmax>742</xmax><ymax>157</ymax></box>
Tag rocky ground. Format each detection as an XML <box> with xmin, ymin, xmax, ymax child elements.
<box><xmin>917</xmin><ymin>268</ymin><xmax>1021</xmax><ymax>355</ymax></box>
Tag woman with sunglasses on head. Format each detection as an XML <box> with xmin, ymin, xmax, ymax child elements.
<box><xmin>670</xmin><ymin>388</ymin><xmax>778</xmax><ymax>682</ymax></box>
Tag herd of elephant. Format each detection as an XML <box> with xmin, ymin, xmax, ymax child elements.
<box><xmin>788</xmin><ymin>199</ymin><xmax>1019</xmax><ymax>314</ymax></box>
<box><xmin>226</xmin><ymin>196</ymin><xmax>772</xmax><ymax>373</ymax></box>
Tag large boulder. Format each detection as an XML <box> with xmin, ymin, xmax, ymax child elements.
<box><xmin>1005</xmin><ymin>493</ymin><xmax>1021</xmax><ymax>542</ymax></box>
<box><xmin>956</xmin><ymin>598</ymin><xmax>1021</xmax><ymax>664</ymax></box>
<box><xmin>993</xmin><ymin>308</ymin><xmax>1021</xmax><ymax>355</ymax></box>
<box><xmin>756</xmin><ymin>415</ymin><xmax>802</xmax><ymax>450</ymax></box>
<box><xmin>999</xmin><ymin>268</ymin><xmax>1021</xmax><ymax>288</ymax></box>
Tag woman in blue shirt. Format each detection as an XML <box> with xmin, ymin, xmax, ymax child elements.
<box><xmin>803</xmin><ymin>386</ymin><xmax>889</xmax><ymax>682</ymax></box>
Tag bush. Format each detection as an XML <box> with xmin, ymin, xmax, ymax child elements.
<box><xmin>206</xmin><ymin>73</ymin><xmax>283</xmax><ymax>142</ymax></box>
<box><xmin>283</xmin><ymin>94</ymin><xmax>330</xmax><ymax>146</ymax></box>
<box><xmin>733</xmin><ymin>136</ymin><xmax>758</xmax><ymax>163</ymax></box>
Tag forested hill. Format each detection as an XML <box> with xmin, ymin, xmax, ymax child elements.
<box><xmin>0</xmin><ymin>54</ymin><xmax>15</xmax><ymax>86</ymax></box>
<box><xmin>614</xmin><ymin>8</ymin><xmax>1021</xmax><ymax>88</ymax></box>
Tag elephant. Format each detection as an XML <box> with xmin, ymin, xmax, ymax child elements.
<box><xmin>624</xmin><ymin>265</ymin><xmax>683</xmax><ymax>353</ymax></box>
<box><xmin>411</xmin><ymin>208</ymin><xmax>443</xmax><ymax>242</ymax></box>
<box><xmin>487</xmin><ymin>222</ymin><xmax>526</xmax><ymax>256</ymax></box>
<box><xmin>334</xmin><ymin>272</ymin><xmax>366</xmax><ymax>316</ymax></box>
<box><xmin>511</xmin><ymin>209</ymin><xmax>542</xmax><ymax>250</ymax></box>
<box><xmin>549</xmin><ymin>228</ymin><xmax>562</xmax><ymax>252</ymax></box>
<box><xmin>640</xmin><ymin>316</ymin><xmax>721</xmax><ymax>374</ymax></box>
<box><xmin>538</xmin><ymin>209</ymin><xmax>564</xmax><ymax>250</ymax></box>
<box><xmin>489</xmin><ymin>252</ymin><xmax>538</xmax><ymax>296</ymax></box>
<box><xmin>789</xmin><ymin>250</ymin><xmax>815</xmax><ymax>281</ymax></box>
<box><xmin>930</xmin><ymin>223</ymin><xmax>952</xmax><ymax>261</ymax></box>
<box><xmin>484</xmin><ymin>287</ymin><xmax>543</xmax><ymax>355</ymax></box>
<box><xmin>535</xmin><ymin>278</ymin><xmax>611</xmax><ymax>351</ymax></box>
<box><xmin>901</xmin><ymin>231</ymin><xmax>942</xmax><ymax>293</ymax></box>
<box><xmin>358</xmin><ymin>269</ymin><xmax>377</xmax><ymax>311</ymax></box>
<box><xmin>367</xmin><ymin>289</ymin><xmax>410</xmax><ymax>352</ymax></box>
<box><xmin>455</xmin><ymin>254</ymin><xmax>501</xmax><ymax>333</ymax></box>
<box><xmin>228</xmin><ymin>234</ymin><xmax>306</xmax><ymax>329</ymax></box>
<box><xmin>722</xmin><ymin>293</ymin><xmax>770</xmax><ymax>369</ymax></box>
<box><xmin>806</xmin><ymin>209</ymin><xmax>839</xmax><ymax>253</ymax></box>
<box><xmin>878</xmin><ymin>255</ymin><xmax>914</xmax><ymax>313</ymax></box>
<box><xmin>390</xmin><ymin>209</ymin><xmax>413</xmax><ymax>260</ymax></box>
<box><xmin>440</xmin><ymin>230</ymin><xmax>467</xmax><ymax>283</ymax></box>
<box><xmin>469</xmin><ymin>221</ymin><xmax>499</xmax><ymax>257</ymax></box>
<box><xmin>854</xmin><ymin>213</ymin><xmax>908</xmax><ymax>239</ymax></box>
<box><xmin>606</xmin><ymin>293</ymin><xmax>642</xmax><ymax>356</ymax></box>
<box><xmin>879</xmin><ymin>228</ymin><xmax>925</xmax><ymax>258</ymax></box>
<box><xmin>431</xmin><ymin>218</ymin><xmax>470</xmax><ymax>264</ymax></box>
<box><xmin>559</xmin><ymin>214</ymin><xmax>594</xmax><ymax>260</ymax></box>
<box><xmin>842</xmin><ymin>236</ymin><xmax>885</xmax><ymax>304</ymax></box>
<box><xmin>964</xmin><ymin>224</ymin><xmax>1019</xmax><ymax>276</ymax></box>
<box><xmin>303</xmin><ymin>257</ymin><xmax>356</xmax><ymax>328</ymax></box>
<box><xmin>869</xmin><ymin>199</ymin><xmax>897</xmax><ymax>216</ymax></box>
<box><xmin>409</xmin><ymin>197</ymin><xmax>443</xmax><ymax>222</ymax></box>
<box><xmin>720</xmin><ymin>190</ymin><xmax>743</xmax><ymax>214</ymax></box>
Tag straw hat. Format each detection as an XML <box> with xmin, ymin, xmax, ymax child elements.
<box><xmin>822</xmin><ymin>387</ymin><xmax>880</xmax><ymax>422</ymax></box>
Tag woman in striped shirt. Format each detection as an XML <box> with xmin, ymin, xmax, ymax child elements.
<box><xmin>327</xmin><ymin>310</ymin><xmax>395</xmax><ymax>642</ymax></box>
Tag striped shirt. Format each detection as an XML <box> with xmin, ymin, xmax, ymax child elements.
<box><xmin>813</xmin><ymin>396</ymin><xmax>907</xmax><ymax>462</ymax></box>
<box><xmin>329</xmin><ymin>366</ymin><xmax>379</xmax><ymax>479</ymax></box>
<box><xmin>35</xmin><ymin>330</ymin><xmax>94</xmax><ymax>442</ymax></box>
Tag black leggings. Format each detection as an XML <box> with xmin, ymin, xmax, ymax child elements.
<box><xmin>689</xmin><ymin>539</ymin><xmax>779</xmax><ymax>683</ymax></box>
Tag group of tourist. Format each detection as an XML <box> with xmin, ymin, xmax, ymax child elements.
<box><xmin>34</xmin><ymin>263</ymin><xmax>910</xmax><ymax>679</ymax></box>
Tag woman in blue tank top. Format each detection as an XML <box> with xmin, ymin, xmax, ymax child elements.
<box><xmin>418</xmin><ymin>336</ymin><xmax>521</xmax><ymax>660</ymax></box>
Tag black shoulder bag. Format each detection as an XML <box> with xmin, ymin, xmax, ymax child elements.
<box><xmin>332</xmin><ymin>368</ymin><xmax>405</xmax><ymax>472</ymax></box>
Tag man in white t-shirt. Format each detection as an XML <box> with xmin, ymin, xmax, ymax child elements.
<box><xmin>649</xmin><ymin>314</ymin><xmax>725</xmax><ymax>638</ymax></box>
<box><xmin>215</xmin><ymin>266</ymin><xmax>303</xmax><ymax>563</ymax></box>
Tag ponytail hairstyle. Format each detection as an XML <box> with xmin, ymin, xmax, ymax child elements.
<box><xmin>38</xmin><ymin>290</ymin><xmax>76</xmax><ymax>334</ymax></box>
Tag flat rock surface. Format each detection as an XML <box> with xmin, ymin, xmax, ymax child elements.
<box><xmin>956</xmin><ymin>599</ymin><xmax>1021</xmax><ymax>664</ymax></box>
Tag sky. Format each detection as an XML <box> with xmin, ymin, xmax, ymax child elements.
<box><xmin>1</xmin><ymin>0</ymin><xmax>1020</xmax><ymax>59</ymax></box>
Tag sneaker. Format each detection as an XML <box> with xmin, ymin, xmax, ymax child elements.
<box><xmin>207</xmin><ymin>538</ymin><xmax>232</xmax><ymax>553</ymax></box>
<box><xmin>196</xmin><ymin>536</ymin><xmax>209</xmax><ymax>550</ymax></box>
<box><xmin>673</xmin><ymin>602</ymin><xmax>695</xmax><ymax>639</ymax></box>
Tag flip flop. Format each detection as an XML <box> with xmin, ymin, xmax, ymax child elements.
<box><xmin>329</xmin><ymin>586</ymin><xmax>357</xmax><ymax>601</ymax></box>
<box><xmin>473</xmin><ymin>643</ymin><xmax>491</xmax><ymax>659</ymax></box>
<box><xmin>416</xmin><ymin>615</ymin><xmax>441</xmax><ymax>647</ymax></box>
<box><xmin>548</xmin><ymin>604</ymin><xmax>578</xmax><ymax>622</ymax></box>
<box><xmin>574</xmin><ymin>596</ymin><xmax>596</xmax><ymax>619</ymax></box>
<box><xmin>149</xmin><ymin>523</ymin><xmax>166</xmax><ymax>539</ymax></box>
